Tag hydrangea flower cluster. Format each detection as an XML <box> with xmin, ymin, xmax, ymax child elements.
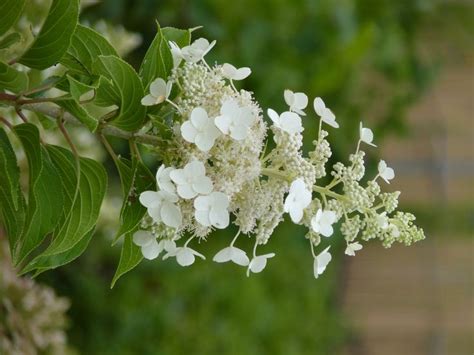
<box><xmin>133</xmin><ymin>37</ymin><xmax>425</xmax><ymax>278</ymax></box>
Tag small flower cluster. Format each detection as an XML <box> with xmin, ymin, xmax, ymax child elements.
<box><xmin>133</xmin><ymin>36</ymin><xmax>425</xmax><ymax>278</ymax></box>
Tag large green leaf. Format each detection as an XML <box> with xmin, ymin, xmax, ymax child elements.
<box><xmin>139</xmin><ymin>22</ymin><xmax>174</xmax><ymax>89</ymax></box>
<box><xmin>12</xmin><ymin>124</ymin><xmax>64</xmax><ymax>265</ymax></box>
<box><xmin>0</xmin><ymin>61</ymin><xmax>28</xmax><ymax>93</ymax></box>
<box><xmin>0</xmin><ymin>0</ymin><xmax>26</xmax><ymax>37</ymax></box>
<box><xmin>0</xmin><ymin>128</ymin><xmax>26</xmax><ymax>255</ymax></box>
<box><xmin>41</xmin><ymin>145</ymin><xmax>107</xmax><ymax>256</ymax></box>
<box><xmin>61</xmin><ymin>24</ymin><xmax>118</xmax><ymax>75</ymax></box>
<box><xmin>113</xmin><ymin>158</ymin><xmax>155</xmax><ymax>243</ymax></box>
<box><xmin>111</xmin><ymin>233</ymin><xmax>143</xmax><ymax>288</ymax></box>
<box><xmin>19</xmin><ymin>0</ymin><xmax>79</xmax><ymax>70</ymax></box>
<box><xmin>93</xmin><ymin>55</ymin><xmax>147</xmax><ymax>131</ymax></box>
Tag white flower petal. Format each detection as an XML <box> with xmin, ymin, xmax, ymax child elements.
<box><xmin>177</xmin><ymin>184</ymin><xmax>197</xmax><ymax>199</ymax></box>
<box><xmin>209</xmin><ymin>208</ymin><xmax>230</xmax><ymax>229</ymax></box>
<box><xmin>233</xmin><ymin>67</ymin><xmax>251</xmax><ymax>80</ymax></box>
<box><xmin>160</xmin><ymin>202</ymin><xmax>182</xmax><ymax>228</ymax></box>
<box><xmin>192</xmin><ymin>176</ymin><xmax>213</xmax><ymax>195</ymax></box>
<box><xmin>314</xmin><ymin>246</ymin><xmax>331</xmax><ymax>278</ymax></box>
<box><xmin>186</xmin><ymin>160</ymin><xmax>206</xmax><ymax>177</ymax></box>
<box><xmin>215</xmin><ymin>114</ymin><xmax>232</xmax><ymax>135</ymax></box>
<box><xmin>293</xmin><ymin>92</ymin><xmax>308</xmax><ymax>111</ymax></box>
<box><xmin>213</xmin><ymin>247</ymin><xmax>233</xmax><ymax>263</ymax></box>
<box><xmin>267</xmin><ymin>108</ymin><xmax>280</xmax><ymax>126</ymax></box>
<box><xmin>195</xmin><ymin>209</ymin><xmax>211</xmax><ymax>227</ymax></box>
<box><xmin>280</xmin><ymin>111</ymin><xmax>303</xmax><ymax>134</ymax></box>
<box><xmin>139</xmin><ymin>191</ymin><xmax>161</xmax><ymax>208</ymax></box>
<box><xmin>149</xmin><ymin>78</ymin><xmax>167</xmax><ymax>98</ymax></box>
<box><xmin>230</xmin><ymin>248</ymin><xmax>250</xmax><ymax>266</ymax></box>
<box><xmin>320</xmin><ymin>224</ymin><xmax>334</xmax><ymax>237</ymax></box>
<box><xmin>194</xmin><ymin>195</ymin><xmax>211</xmax><ymax>211</ymax></box>
<box><xmin>180</xmin><ymin>121</ymin><xmax>198</xmax><ymax>143</ymax></box>
<box><xmin>176</xmin><ymin>248</ymin><xmax>195</xmax><ymax>266</ymax></box>
<box><xmin>249</xmin><ymin>256</ymin><xmax>267</xmax><ymax>273</ymax></box>
<box><xmin>141</xmin><ymin>94</ymin><xmax>158</xmax><ymax>106</ymax></box>
<box><xmin>190</xmin><ymin>107</ymin><xmax>209</xmax><ymax>128</ymax></box>
<box><xmin>133</xmin><ymin>230</ymin><xmax>154</xmax><ymax>247</ymax></box>
<box><xmin>142</xmin><ymin>239</ymin><xmax>161</xmax><ymax>260</ymax></box>
<box><xmin>313</xmin><ymin>97</ymin><xmax>326</xmax><ymax>116</ymax></box>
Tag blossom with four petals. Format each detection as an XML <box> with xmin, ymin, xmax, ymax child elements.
<box><xmin>313</xmin><ymin>97</ymin><xmax>339</xmax><ymax>128</ymax></box>
<box><xmin>181</xmin><ymin>38</ymin><xmax>216</xmax><ymax>63</ymax></box>
<box><xmin>267</xmin><ymin>108</ymin><xmax>303</xmax><ymax>134</ymax></box>
<box><xmin>247</xmin><ymin>253</ymin><xmax>276</xmax><ymax>276</ymax></box>
<box><xmin>141</xmin><ymin>78</ymin><xmax>172</xmax><ymax>106</ymax></box>
<box><xmin>313</xmin><ymin>246</ymin><xmax>332</xmax><ymax>278</ymax></box>
<box><xmin>215</xmin><ymin>99</ymin><xmax>255</xmax><ymax>140</ymax></box>
<box><xmin>222</xmin><ymin>63</ymin><xmax>251</xmax><ymax>81</ymax></box>
<box><xmin>139</xmin><ymin>190</ymin><xmax>182</xmax><ymax>228</ymax></box>
<box><xmin>213</xmin><ymin>246</ymin><xmax>249</xmax><ymax>266</ymax></box>
<box><xmin>181</xmin><ymin>107</ymin><xmax>221</xmax><ymax>151</ymax></box>
<box><xmin>345</xmin><ymin>242</ymin><xmax>363</xmax><ymax>256</ymax></box>
<box><xmin>169</xmin><ymin>160</ymin><xmax>213</xmax><ymax>199</ymax></box>
<box><xmin>284</xmin><ymin>178</ymin><xmax>312</xmax><ymax>223</ymax></box>
<box><xmin>284</xmin><ymin>90</ymin><xmax>308</xmax><ymax>116</ymax></box>
<box><xmin>194</xmin><ymin>191</ymin><xmax>230</xmax><ymax>229</ymax></box>
<box><xmin>133</xmin><ymin>231</ymin><xmax>177</xmax><ymax>260</ymax></box>
<box><xmin>377</xmin><ymin>160</ymin><xmax>395</xmax><ymax>184</ymax></box>
<box><xmin>311</xmin><ymin>209</ymin><xmax>337</xmax><ymax>237</ymax></box>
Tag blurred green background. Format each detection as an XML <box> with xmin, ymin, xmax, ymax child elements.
<box><xmin>3</xmin><ymin>0</ymin><xmax>473</xmax><ymax>354</ymax></box>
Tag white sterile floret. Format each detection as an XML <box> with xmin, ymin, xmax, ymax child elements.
<box><xmin>345</xmin><ymin>242</ymin><xmax>363</xmax><ymax>256</ymax></box>
<box><xmin>181</xmin><ymin>107</ymin><xmax>221</xmax><ymax>151</ymax></box>
<box><xmin>141</xmin><ymin>78</ymin><xmax>172</xmax><ymax>106</ymax></box>
<box><xmin>359</xmin><ymin>122</ymin><xmax>376</xmax><ymax>147</ymax></box>
<box><xmin>156</xmin><ymin>165</ymin><xmax>176</xmax><ymax>193</ymax></box>
<box><xmin>222</xmin><ymin>63</ymin><xmax>251</xmax><ymax>80</ymax></box>
<box><xmin>284</xmin><ymin>90</ymin><xmax>308</xmax><ymax>116</ymax></box>
<box><xmin>378</xmin><ymin>160</ymin><xmax>395</xmax><ymax>184</ymax></box>
<box><xmin>215</xmin><ymin>99</ymin><xmax>255</xmax><ymax>140</ymax></box>
<box><xmin>311</xmin><ymin>209</ymin><xmax>337</xmax><ymax>237</ymax></box>
<box><xmin>181</xmin><ymin>37</ymin><xmax>216</xmax><ymax>63</ymax></box>
<box><xmin>313</xmin><ymin>97</ymin><xmax>339</xmax><ymax>128</ymax></box>
<box><xmin>247</xmin><ymin>253</ymin><xmax>275</xmax><ymax>276</ymax></box>
<box><xmin>163</xmin><ymin>246</ymin><xmax>205</xmax><ymax>267</ymax></box>
<box><xmin>132</xmin><ymin>230</ymin><xmax>161</xmax><ymax>260</ymax></box>
<box><xmin>267</xmin><ymin>108</ymin><xmax>303</xmax><ymax>134</ymax></box>
<box><xmin>313</xmin><ymin>246</ymin><xmax>331</xmax><ymax>278</ymax></box>
<box><xmin>213</xmin><ymin>246</ymin><xmax>249</xmax><ymax>266</ymax></box>
<box><xmin>169</xmin><ymin>160</ymin><xmax>213</xmax><ymax>199</ymax></box>
<box><xmin>284</xmin><ymin>178</ymin><xmax>312</xmax><ymax>223</ymax></box>
<box><xmin>194</xmin><ymin>191</ymin><xmax>230</xmax><ymax>229</ymax></box>
<box><xmin>139</xmin><ymin>190</ymin><xmax>182</xmax><ymax>228</ymax></box>
<box><xmin>169</xmin><ymin>41</ymin><xmax>183</xmax><ymax>68</ymax></box>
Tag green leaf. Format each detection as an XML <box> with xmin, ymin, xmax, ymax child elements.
<box><xmin>139</xmin><ymin>22</ymin><xmax>174</xmax><ymax>89</ymax></box>
<box><xmin>19</xmin><ymin>0</ymin><xmax>79</xmax><ymax>70</ymax></box>
<box><xmin>111</xmin><ymin>233</ymin><xmax>143</xmax><ymax>288</ymax></box>
<box><xmin>0</xmin><ymin>0</ymin><xmax>26</xmax><ymax>37</ymax></box>
<box><xmin>55</xmin><ymin>98</ymin><xmax>98</xmax><ymax>132</ymax></box>
<box><xmin>61</xmin><ymin>24</ymin><xmax>118</xmax><ymax>75</ymax></box>
<box><xmin>0</xmin><ymin>32</ymin><xmax>22</xmax><ymax>50</ymax></box>
<box><xmin>0</xmin><ymin>128</ymin><xmax>26</xmax><ymax>255</ymax></box>
<box><xmin>12</xmin><ymin>124</ymin><xmax>64</xmax><ymax>265</ymax></box>
<box><xmin>22</xmin><ymin>145</ymin><xmax>107</xmax><ymax>273</ymax></box>
<box><xmin>162</xmin><ymin>27</ymin><xmax>192</xmax><ymax>47</ymax></box>
<box><xmin>0</xmin><ymin>61</ymin><xmax>28</xmax><ymax>93</ymax></box>
<box><xmin>66</xmin><ymin>75</ymin><xmax>96</xmax><ymax>101</ymax></box>
<box><xmin>113</xmin><ymin>158</ymin><xmax>155</xmax><ymax>243</ymax></box>
<box><xmin>92</xmin><ymin>55</ymin><xmax>147</xmax><ymax>132</ymax></box>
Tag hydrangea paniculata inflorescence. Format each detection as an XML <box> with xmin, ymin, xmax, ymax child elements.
<box><xmin>133</xmin><ymin>36</ymin><xmax>425</xmax><ymax>278</ymax></box>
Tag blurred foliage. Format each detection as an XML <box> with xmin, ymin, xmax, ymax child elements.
<box><xmin>26</xmin><ymin>0</ymin><xmax>471</xmax><ymax>354</ymax></box>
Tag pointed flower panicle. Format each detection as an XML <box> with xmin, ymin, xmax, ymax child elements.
<box><xmin>284</xmin><ymin>90</ymin><xmax>308</xmax><ymax>116</ymax></box>
<box><xmin>141</xmin><ymin>78</ymin><xmax>172</xmax><ymax>106</ymax></box>
<box><xmin>222</xmin><ymin>63</ymin><xmax>251</xmax><ymax>81</ymax></box>
<box><xmin>311</xmin><ymin>209</ymin><xmax>337</xmax><ymax>237</ymax></box>
<box><xmin>181</xmin><ymin>107</ymin><xmax>221</xmax><ymax>152</ymax></box>
<box><xmin>359</xmin><ymin>122</ymin><xmax>376</xmax><ymax>147</ymax></box>
<box><xmin>345</xmin><ymin>242</ymin><xmax>363</xmax><ymax>256</ymax></box>
<box><xmin>247</xmin><ymin>253</ymin><xmax>275</xmax><ymax>276</ymax></box>
<box><xmin>313</xmin><ymin>246</ymin><xmax>331</xmax><ymax>278</ymax></box>
<box><xmin>267</xmin><ymin>108</ymin><xmax>303</xmax><ymax>134</ymax></box>
<box><xmin>378</xmin><ymin>160</ymin><xmax>395</xmax><ymax>184</ymax></box>
<box><xmin>284</xmin><ymin>178</ymin><xmax>312</xmax><ymax>223</ymax></box>
<box><xmin>169</xmin><ymin>160</ymin><xmax>213</xmax><ymax>199</ymax></box>
<box><xmin>194</xmin><ymin>191</ymin><xmax>230</xmax><ymax>229</ymax></box>
<box><xmin>215</xmin><ymin>99</ymin><xmax>255</xmax><ymax>140</ymax></box>
<box><xmin>313</xmin><ymin>97</ymin><xmax>339</xmax><ymax>128</ymax></box>
<box><xmin>213</xmin><ymin>246</ymin><xmax>250</xmax><ymax>266</ymax></box>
